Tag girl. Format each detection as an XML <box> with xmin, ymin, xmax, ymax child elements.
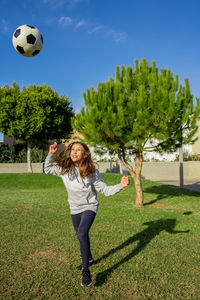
<box><xmin>44</xmin><ymin>141</ymin><xmax>129</xmax><ymax>287</ymax></box>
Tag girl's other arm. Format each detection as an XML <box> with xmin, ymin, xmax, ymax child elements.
<box><xmin>92</xmin><ymin>170</ymin><xmax>129</xmax><ymax>196</ymax></box>
<box><xmin>120</xmin><ymin>176</ymin><xmax>129</xmax><ymax>188</ymax></box>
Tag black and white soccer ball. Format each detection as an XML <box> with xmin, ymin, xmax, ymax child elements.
<box><xmin>12</xmin><ymin>25</ymin><xmax>43</xmax><ymax>57</ymax></box>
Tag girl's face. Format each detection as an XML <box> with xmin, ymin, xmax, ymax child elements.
<box><xmin>70</xmin><ymin>143</ymin><xmax>85</xmax><ymax>165</ymax></box>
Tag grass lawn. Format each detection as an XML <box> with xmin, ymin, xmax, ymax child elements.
<box><xmin>0</xmin><ymin>173</ymin><xmax>200</xmax><ymax>299</ymax></box>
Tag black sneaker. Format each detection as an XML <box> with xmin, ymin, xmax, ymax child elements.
<box><xmin>77</xmin><ymin>259</ymin><xmax>95</xmax><ymax>271</ymax></box>
<box><xmin>81</xmin><ymin>268</ymin><xmax>92</xmax><ymax>287</ymax></box>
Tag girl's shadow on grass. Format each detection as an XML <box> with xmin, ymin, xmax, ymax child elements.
<box><xmin>95</xmin><ymin>218</ymin><xmax>189</xmax><ymax>286</ymax></box>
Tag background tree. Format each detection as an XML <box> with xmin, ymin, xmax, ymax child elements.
<box><xmin>0</xmin><ymin>82</ymin><xmax>73</xmax><ymax>172</ymax></box>
<box><xmin>73</xmin><ymin>58</ymin><xmax>200</xmax><ymax>206</ymax></box>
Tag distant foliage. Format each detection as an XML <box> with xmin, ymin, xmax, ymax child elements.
<box><xmin>175</xmin><ymin>150</ymin><xmax>200</xmax><ymax>161</ymax></box>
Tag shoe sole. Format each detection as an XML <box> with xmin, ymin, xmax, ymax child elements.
<box><xmin>81</xmin><ymin>281</ymin><xmax>93</xmax><ymax>287</ymax></box>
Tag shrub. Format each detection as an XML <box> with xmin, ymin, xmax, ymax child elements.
<box><xmin>0</xmin><ymin>144</ymin><xmax>18</xmax><ymax>162</ymax></box>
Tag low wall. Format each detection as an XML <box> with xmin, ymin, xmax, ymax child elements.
<box><xmin>145</xmin><ymin>161</ymin><xmax>200</xmax><ymax>181</ymax></box>
<box><xmin>95</xmin><ymin>161</ymin><xmax>200</xmax><ymax>181</ymax></box>
<box><xmin>0</xmin><ymin>161</ymin><xmax>199</xmax><ymax>181</ymax></box>
<box><xmin>0</xmin><ymin>163</ymin><xmax>44</xmax><ymax>173</ymax></box>
<box><xmin>142</xmin><ymin>162</ymin><xmax>180</xmax><ymax>180</ymax></box>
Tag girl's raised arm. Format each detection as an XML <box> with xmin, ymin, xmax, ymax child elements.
<box><xmin>44</xmin><ymin>142</ymin><xmax>61</xmax><ymax>176</ymax></box>
<box><xmin>49</xmin><ymin>141</ymin><xmax>58</xmax><ymax>154</ymax></box>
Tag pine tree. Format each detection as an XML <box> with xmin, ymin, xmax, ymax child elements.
<box><xmin>73</xmin><ymin>58</ymin><xmax>200</xmax><ymax>206</ymax></box>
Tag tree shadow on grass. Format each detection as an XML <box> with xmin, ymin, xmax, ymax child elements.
<box><xmin>143</xmin><ymin>183</ymin><xmax>200</xmax><ymax>206</ymax></box>
<box><xmin>95</xmin><ymin>218</ymin><xmax>189</xmax><ymax>286</ymax></box>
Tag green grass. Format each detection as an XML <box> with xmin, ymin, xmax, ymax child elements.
<box><xmin>0</xmin><ymin>173</ymin><xmax>200</xmax><ymax>299</ymax></box>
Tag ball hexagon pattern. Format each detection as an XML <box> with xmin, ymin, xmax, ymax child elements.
<box><xmin>12</xmin><ymin>25</ymin><xmax>43</xmax><ymax>57</ymax></box>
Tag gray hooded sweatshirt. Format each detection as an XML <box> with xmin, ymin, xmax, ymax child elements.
<box><xmin>44</xmin><ymin>154</ymin><xmax>122</xmax><ymax>215</ymax></box>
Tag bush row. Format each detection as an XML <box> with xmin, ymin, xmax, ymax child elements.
<box><xmin>0</xmin><ymin>144</ymin><xmax>48</xmax><ymax>163</ymax></box>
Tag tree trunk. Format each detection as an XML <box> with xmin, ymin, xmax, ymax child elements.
<box><xmin>27</xmin><ymin>142</ymin><xmax>33</xmax><ymax>173</ymax></box>
<box><xmin>117</xmin><ymin>150</ymin><xmax>144</xmax><ymax>206</ymax></box>
<box><xmin>134</xmin><ymin>150</ymin><xmax>144</xmax><ymax>206</ymax></box>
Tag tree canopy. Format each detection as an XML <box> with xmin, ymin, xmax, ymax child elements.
<box><xmin>0</xmin><ymin>82</ymin><xmax>74</xmax><ymax>171</ymax></box>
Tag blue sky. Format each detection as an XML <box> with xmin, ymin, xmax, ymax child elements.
<box><xmin>1</xmin><ymin>0</ymin><xmax>200</xmax><ymax>113</ymax></box>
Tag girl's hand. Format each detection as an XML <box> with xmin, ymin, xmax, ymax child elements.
<box><xmin>120</xmin><ymin>176</ymin><xmax>130</xmax><ymax>188</ymax></box>
<box><xmin>49</xmin><ymin>142</ymin><xmax>58</xmax><ymax>154</ymax></box>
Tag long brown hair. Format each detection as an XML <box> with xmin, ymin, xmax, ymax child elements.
<box><xmin>53</xmin><ymin>142</ymin><xmax>96</xmax><ymax>178</ymax></box>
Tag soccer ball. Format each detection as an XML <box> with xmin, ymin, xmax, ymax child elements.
<box><xmin>12</xmin><ymin>25</ymin><xmax>43</xmax><ymax>57</ymax></box>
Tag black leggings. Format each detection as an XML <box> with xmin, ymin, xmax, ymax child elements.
<box><xmin>71</xmin><ymin>210</ymin><xmax>96</xmax><ymax>269</ymax></box>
